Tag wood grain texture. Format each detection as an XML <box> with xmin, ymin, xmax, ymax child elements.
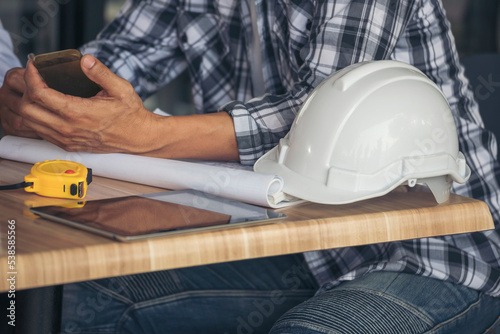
<box><xmin>0</xmin><ymin>159</ymin><xmax>494</xmax><ymax>292</ymax></box>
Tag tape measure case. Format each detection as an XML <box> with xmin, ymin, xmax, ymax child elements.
<box><xmin>24</xmin><ymin>160</ymin><xmax>92</xmax><ymax>199</ymax></box>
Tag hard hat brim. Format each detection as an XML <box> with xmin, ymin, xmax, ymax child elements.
<box><xmin>254</xmin><ymin>145</ymin><xmax>471</xmax><ymax>205</ymax></box>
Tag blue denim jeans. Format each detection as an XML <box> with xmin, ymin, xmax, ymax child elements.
<box><xmin>61</xmin><ymin>254</ymin><xmax>318</xmax><ymax>333</ymax></box>
<box><xmin>61</xmin><ymin>254</ymin><xmax>500</xmax><ymax>334</ymax></box>
<box><xmin>270</xmin><ymin>271</ymin><xmax>500</xmax><ymax>334</ymax></box>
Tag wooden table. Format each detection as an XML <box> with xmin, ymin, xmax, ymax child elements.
<box><xmin>0</xmin><ymin>158</ymin><xmax>495</xmax><ymax>292</ymax></box>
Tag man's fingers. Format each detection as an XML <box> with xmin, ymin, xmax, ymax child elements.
<box><xmin>0</xmin><ymin>111</ymin><xmax>39</xmax><ymax>138</ymax></box>
<box><xmin>20</xmin><ymin>97</ymin><xmax>67</xmax><ymax>132</ymax></box>
<box><xmin>81</xmin><ymin>54</ymin><xmax>132</xmax><ymax>98</ymax></box>
<box><xmin>24</xmin><ymin>60</ymin><xmax>79</xmax><ymax>115</ymax></box>
<box><xmin>24</xmin><ymin>60</ymin><xmax>47</xmax><ymax>90</ymax></box>
<box><xmin>0</xmin><ymin>70</ymin><xmax>38</xmax><ymax>137</ymax></box>
<box><xmin>4</xmin><ymin>67</ymin><xmax>26</xmax><ymax>94</ymax></box>
<box><xmin>2</xmin><ymin>84</ymin><xmax>23</xmax><ymax>114</ymax></box>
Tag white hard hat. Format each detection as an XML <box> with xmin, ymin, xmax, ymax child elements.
<box><xmin>254</xmin><ymin>60</ymin><xmax>471</xmax><ymax>204</ymax></box>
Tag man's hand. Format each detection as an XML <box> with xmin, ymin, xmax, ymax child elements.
<box><xmin>20</xmin><ymin>54</ymin><xmax>161</xmax><ymax>154</ymax></box>
<box><xmin>18</xmin><ymin>53</ymin><xmax>239</xmax><ymax>161</ymax></box>
<box><xmin>0</xmin><ymin>67</ymin><xmax>39</xmax><ymax>138</ymax></box>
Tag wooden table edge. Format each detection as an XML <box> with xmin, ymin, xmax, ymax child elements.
<box><xmin>1</xmin><ymin>195</ymin><xmax>494</xmax><ymax>292</ymax></box>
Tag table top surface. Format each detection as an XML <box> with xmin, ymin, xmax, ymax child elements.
<box><xmin>0</xmin><ymin>159</ymin><xmax>494</xmax><ymax>292</ymax></box>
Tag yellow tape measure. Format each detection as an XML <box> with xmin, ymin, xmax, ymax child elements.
<box><xmin>24</xmin><ymin>160</ymin><xmax>92</xmax><ymax>199</ymax></box>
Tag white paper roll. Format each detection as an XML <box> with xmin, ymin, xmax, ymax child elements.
<box><xmin>0</xmin><ymin>136</ymin><xmax>301</xmax><ymax>208</ymax></box>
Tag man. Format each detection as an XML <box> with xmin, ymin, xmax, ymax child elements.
<box><xmin>1</xmin><ymin>0</ymin><xmax>499</xmax><ymax>332</ymax></box>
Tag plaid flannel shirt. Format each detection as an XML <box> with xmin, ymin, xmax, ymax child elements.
<box><xmin>81</xmin><ymin>0</ymin><xmax>500</xmax><ymax>296</ymax></box>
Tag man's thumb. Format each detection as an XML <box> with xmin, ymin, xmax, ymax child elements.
<box><xmin>81</xmin><ymin>54</ymin><xmax>124</xmax><ymax>96</ymax></box>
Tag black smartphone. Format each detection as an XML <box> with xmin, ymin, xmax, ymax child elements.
<box><xmin>29</xmin><ymin>49</ymin><xmax>102</xmax><ymax>98</ymax></box>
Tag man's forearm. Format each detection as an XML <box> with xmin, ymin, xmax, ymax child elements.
<box><xmin>143</xmin><ymin>111</ymin><xmax>240</xmax><ymax>162</ymax></box>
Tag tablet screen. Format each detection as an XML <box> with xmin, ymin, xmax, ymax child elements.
<box><xmin>30</xmin><ymin>190</ymin><xmax>286</xmax><ymax>241</ymax></box>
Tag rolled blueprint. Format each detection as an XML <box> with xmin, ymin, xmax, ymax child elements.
<box><xmin>0</xmin><ymin>136</ymin><xmax>300</xmax><ymax>208</ymax></box>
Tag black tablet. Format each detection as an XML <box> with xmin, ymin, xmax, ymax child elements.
<box><xmin>30</xmin><ymin>189</ymin><xmax>286</xmax><ymax>242</ymax></box>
